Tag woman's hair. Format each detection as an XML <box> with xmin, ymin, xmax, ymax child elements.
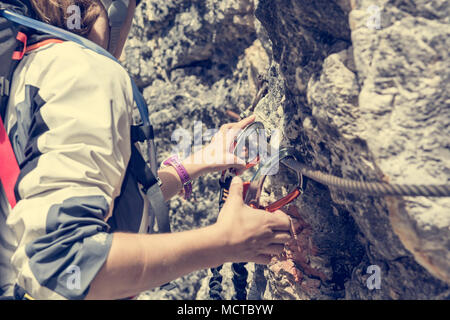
<box><xmin>29</xmin><ymin>0</ymin><xmax>102</xmax><ymax>36</ymax></box>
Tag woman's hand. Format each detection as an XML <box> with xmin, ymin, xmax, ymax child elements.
<box><xmin>159</xmin><ymin>115</ymin><xmax>257</xmax><ymax>200</ymax></box>
<box><xmin>214</xmin><ymin>176</ymin><xmax>292</xmax><ymax>264</ymax></box>
<box><xmin>184</xmin><ymin>115</ymin><xmax>257</xmax><ymax>176</ymax></box>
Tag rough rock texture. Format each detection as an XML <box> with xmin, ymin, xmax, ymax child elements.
<box><xmin>124</xmin><ymin>0</ymin><xmax>449</xmax><ymax>299</ymax></box>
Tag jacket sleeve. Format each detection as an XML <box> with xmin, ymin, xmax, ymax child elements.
<box><xmin>6</xmin><ymin>42</ymin><xmax>134</xmax><ymax>300</ymax></box>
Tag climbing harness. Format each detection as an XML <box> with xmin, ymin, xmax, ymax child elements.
<box><xmin>208</xmin><ymin>120</ymin><xmax>306</xmax><ymax>300</ymax></box>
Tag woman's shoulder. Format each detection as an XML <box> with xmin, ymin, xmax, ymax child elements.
<box><xmin>19</xmin><ymin>40</ymin><xmax>134</xmax><ymax>108</ymax></box>
<box><xmin>26</xmin><ymin>41</ymin><xmax>132</xmax><ymax>93</ymax></box>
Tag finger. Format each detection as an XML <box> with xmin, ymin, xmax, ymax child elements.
<box><xmin>260</xmin><ymin>244</ymin><xmax>285</xmax><ymax>256</ymax></box>
<box><xmin>267</xmin><ymin>211</ymin><xmax>291</xmax><ymax>231</ymax></box>
<box><xmin>226</xmin><ymin>176</ymin><xmax>244</xmax><ymax>204</ymax></box>
<box><xmin>225</xmin><ymin>126</ymin><xmax>241</xmax><ymax>141</ymax></box>
<box><xmin>253</xmin><ymin>254</ymin><xmax>273</xmax><ymax>265</ymax></box>
<box><xmin>236</xmin><ymin>115</ymin><xmax>256</xmax><ymax>129</ymax></box>
<box><xmin>234</xmin><ymin>155</ymin><xmax>247</xmax><ymax>166</ymax></box>
<box><xmin>223</xmin><ymin>127</ymin><xmax>241</xmax><ymax>153</ymax></box>
<box><xmin>221</xmin><ymin>116</ymin><xmax>256</xmax><ymax>143</ymax></box>
<box><xmin>219</xmin><ymin>123</ymin><xmax>235</xmax><ymax>132</ymax></box>
<box><xmin>270</xmin><ymin>231</ymin><xmax>292</xmax><ymax>244</ymax></box>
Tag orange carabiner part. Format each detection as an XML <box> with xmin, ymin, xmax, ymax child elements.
<box><xmin>243</xmin><ymin>187</ymin><xmax>301</xmax><ymax>212</ymax></box>
<box><xmin>264</xmin><ymin>188</ymin><xmax>301</xmax><ymax>212</ymax></box>
<box><xmin>243</xmin><ymin>147</ymin><xmax>306</xmax><ymax>213</ymax></box>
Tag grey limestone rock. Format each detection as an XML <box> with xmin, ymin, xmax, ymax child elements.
<box><xmin>124</xmin><ymin>0</ymin><xmax>449</xmax><ymax>299</ymax></box>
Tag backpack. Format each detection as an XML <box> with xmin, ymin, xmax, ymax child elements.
<box><xmin>0</xmin><ymin>1</ymin><xmax>170</xmax><ymax>232</ymax></box>
<box><xmin>0</xmin><ymin>1</ymin><xmax>31</xmax><ymax>120</ymax></box>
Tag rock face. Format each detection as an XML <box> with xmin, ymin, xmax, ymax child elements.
<box><xmin>124</xmin><ymin>0</ymin><xmax>449</xmax><ymax>299</ymax></box>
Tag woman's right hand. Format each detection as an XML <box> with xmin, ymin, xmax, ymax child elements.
<box><xmin>215</xmin><ymin>176</ymin><xmax>293</xmax><ymax>265</ymax></box>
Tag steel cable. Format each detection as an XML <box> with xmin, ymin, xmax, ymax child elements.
<box><xmin>281</xmin><ymin>158</ymin><xmax>450</xmax><ymax>197</ymax></box>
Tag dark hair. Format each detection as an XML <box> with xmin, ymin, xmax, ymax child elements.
<box><xmin>29</xmin><ymin>0</ymin><xmax>102</xmax><ymax>36</ymax></box>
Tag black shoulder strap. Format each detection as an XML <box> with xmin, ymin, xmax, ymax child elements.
<box><xmin>0</xmin><ymin>1</ymin><xmax>38</xmax><ymax>120</ymax></box>
<box><xmin>130</xmin><ymin>123</ymin><xmax>154</xmax><ymax>143</ymax></box>
<box><xmin>0</xmin><ymin>15</ymin><xmax>20</xmax><ymax>119</ymax></box>
<box><xmin>129</xmin><ymin>143</ymin><xmax>171</xmax><ymax>233</ymax></box>
<box><xmin>129</xmin><ymin>143</ymin><xmax>159</xmax><ymax>194</ymax></box>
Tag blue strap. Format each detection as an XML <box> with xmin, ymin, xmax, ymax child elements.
<box><xmin>1</xmin><ymin>9</ymin><xmax>150</xmax><ymax>126</ymax></box>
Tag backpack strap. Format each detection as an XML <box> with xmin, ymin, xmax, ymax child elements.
<box><xmin>130</xmin><ymin>123</ymin><xmax>154</xmax><ymax>143</ymax></box>
<box><xmin>129</xmin><ymin>143</ymin><xmax>170</xmax><ymax>233</ymax></box>
<box><xmin>0</xmin><ymin>7</ymin><xmax>24</xmax><ymax>120</ymax></box>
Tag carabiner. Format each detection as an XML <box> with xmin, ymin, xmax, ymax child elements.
<box><xmin>243</xmin><ymin>147</ymin><xmax>306</xmax><ymax>212</ymax></box>
<box><xmin>219</xmin><ymin>121</ymin><xmax>267</xmax><ymax>208</ymax></box>
<box><xmin>232</xmin><ymin>121</ymin><xmax>266</xmax><ymax>169</ymax></box>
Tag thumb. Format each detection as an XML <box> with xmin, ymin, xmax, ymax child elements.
<box><xmin>226</xmin><ymin>176</ymin><xmax>244</xmax><ymax>205</ymax></box>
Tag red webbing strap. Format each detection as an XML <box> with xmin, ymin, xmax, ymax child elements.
<box><xmin>0</xmin><ymin>116</ymin><xmax>20</xmax><ymax>208</ymax></box>
<box><xmin>12</xmin><ymin>32</ymin><xmax>27</xmax><ymax>61</ymax></box>
<box><xmin>26</xmin><ymin>39</ymin><xmax>63</xmax><ymax>53</ymax></box>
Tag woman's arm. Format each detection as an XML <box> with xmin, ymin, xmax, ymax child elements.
<box><xmin>86</xmin><ymin>225</ymin><xmax>226</xmax><ymax>299</ymax></box>
<box><xmin>86</xmin><ymin>177</ymin><xmax>292</xmax><ymax>300</ymax></box>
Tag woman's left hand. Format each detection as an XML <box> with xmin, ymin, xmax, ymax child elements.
<box><xmin>184</xmin><ymin>115</ymin><xmax>256</xmax><ymax>176</ymax></box>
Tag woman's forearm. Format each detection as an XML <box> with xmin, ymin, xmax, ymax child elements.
<box><xmin>158</xmin><ymin>153</ymin><xmax>211</xmax><ymax>201</ymax></box>
<box><xmin>87</xmin><ymin>156</ymin><xmax>218</xmax><ymax>300</ymax></box>
<box><xmin>86</xmin><ymin>224</ymin><xmax>228</xmax><ymax>300</ymax></box>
